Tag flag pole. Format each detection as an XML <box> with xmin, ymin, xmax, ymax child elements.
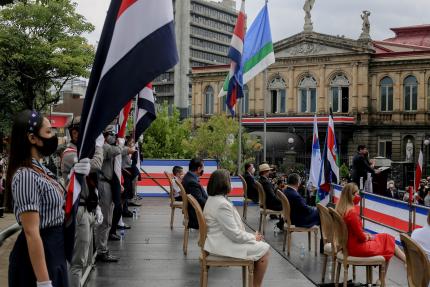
<box><xmin>263</xmin><ymin>69</ymin><xmax>267</xmax><ymax>162</ymax></box>
<box><xmin>237</xmin><ymin>98</ymin><xmax>243</xmax><ymax>175</ymax></box>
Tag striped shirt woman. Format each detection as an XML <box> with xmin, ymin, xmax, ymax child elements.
<box><xmin>6</xmin><ymin>110</ymin><xmax>69</xmax><ymax>287</ymax></box>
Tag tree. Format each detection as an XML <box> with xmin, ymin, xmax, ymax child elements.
<box><xmin>184</xmin><ymin>115</ymin><xmax>258</xmax><ymax>174</ymax></box>
<box><xmin>0</xmin><ymin>0</ymin><xmax>95</xmax><ymax>132</ymax></box>
<box><xmin>140</xmin><ymin>104</ymin><xmax>192</xmax><ymax>159</ymax></box>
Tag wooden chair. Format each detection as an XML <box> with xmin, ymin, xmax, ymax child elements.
<box><xmin>164</xmin><ymin>171</ymin><xmax>183</xmax><ymax>230</ymax></box>
<box><xmin>400</xmin><ymin>233</ymin><xmax>430</xmax><ymax>287</ymax></box>
<box><xmin>239</xmin><ymin>175</ymin><xmax>253</xmax><ymax>219</ymax></box>
<box><xmin>317</xmin><ymin>203</ymin><xmax>336</xmax><ymax>282</ymax></box>
<box><xmin>175</xmin><ymin>179</ymin><xmax>190</xmax><ymax>255</ymax></box>
<box><xmin>187</xmin><ymin>194</ymin><xmax>254</xmax><ymax>287</ymax></box>
<box><xmin>255</xmin><ymin>181</ymin><xmax>282</xmax><ymax>235</ymax></box>
<box><xmin>276</xmin><ymin>190</ymin><xmax>319</xmax><ymax>257</ymax></box>
<box><xmin>329</xmin><ymin>208</ymin><xmax>386</xmax><ymax>287</ymax></box>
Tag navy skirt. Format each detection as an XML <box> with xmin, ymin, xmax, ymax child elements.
<box><xmin>9</xmin><ymin>226</ymin><xmax>69</xmax><ymax>287</ymax></box>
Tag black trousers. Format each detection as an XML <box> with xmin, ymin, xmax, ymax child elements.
<box><xmin>110</xmin><ymin>176</ymin><xmax>122</xmax><ymax>235</ymax></box>
<box><xmin>9</xmin><ymin>226</ymin><xmax>68</xmax><ymax>287</ymax></box>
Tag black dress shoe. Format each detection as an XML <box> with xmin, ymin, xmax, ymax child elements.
<box><xmin>108</xmin><ymin>233</ymin><xmax>121</xmax><ymax>241</ymax></box>
<box><xmin>96</xmin><ymin>253</ymin><xmax>119</xmax><ymax>262</ymax></box>
<box><xmin>269</xmin><ymin>214</ymin><xmax>278</xmax><ymax>219</ymax></box>
<box><xmin>122</xmin><ymin>210</ymin><xmax>134</xmax><ymax>218</ymax></box>
<box><xmin>117</xmin><ymin>224</ymin><xmax>131</xmax><ymax>230</ymax></box>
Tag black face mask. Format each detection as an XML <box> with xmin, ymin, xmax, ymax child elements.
<box><xmin>199</xmin><ymin>169</ymin><xmax>204</xmax><ymax>176</ymax></box>
<box><xmin>35</xmin><ymin>135</ymin><xmax>58</xmax><ymax>157</ymax></box>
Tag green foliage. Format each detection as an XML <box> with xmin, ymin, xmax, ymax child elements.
<box><xmin>0</xmin><ymin>0</ymin><xmax>95</xmax><ymax>133</ymax></box>
<box><xmin>140</xmin><ymin>104</ymin><xmax>192</xmax><ymax>159</ymax></box>
<box><xmin>340</xmin><ymin>163</ymin><xmax>350</xmax><ymax>179</ymax></box>
<box><xmin>139</xmin><ymin>109</ymin><xmax>258</xmax><ymax>174</ymax></box>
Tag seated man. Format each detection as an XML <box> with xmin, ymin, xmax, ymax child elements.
<box><xmin>243</xmin><ymin>162</ymin><xmax>258</xmax><ymax>203</ymax></box>
<box><xmin>411</xmin><ymin>211</ymin><xmax>430</xmax><ymax>260</ymax></box>
<box><xmin>283</xmin><ymin>173</ymin><xmax>320</xmax><ymax>228</ymax></box>
<box><xmin>258</xmin><ymin>163</ymin><xmax>282</xmax><ymax>211</ymax></box>
<box><xmin>172</xmin><ymin>165</ymin><xmax>184</xmax><ymax>201</ymax></box>
<box><xmin>182</xmin><ymin>158</ymin><xmax>207</xmax><ymax>229</ymax></box>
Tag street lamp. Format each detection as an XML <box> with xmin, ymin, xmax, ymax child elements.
<box><xmin>424</xmin><ymin>138</ymin><xmax>430</xmax><ymax>177</ymax></box>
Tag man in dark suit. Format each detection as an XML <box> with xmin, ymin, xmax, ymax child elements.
<box><xmin>283</xmin><ymin>173</ymin><xmax>320</xmax><ymax>228</ymax></box>
<box><xmin>258</xmin><ymin>163</ymin><xmax>282</xmax><ymax>211</ymax></box>
<box><xmin>182</xmin><ymin>158</ymin><xmax>207</xmax><ymax>229</ymax></box>
<box><xmin>351</xmin><ymin>145</ymin><xmax>379</xmax><ymax>187</ymax></box>
<box><xmin>243</xmin><ymin>162</ymin><xmax>258</xmax><ymax>203</ymax></box>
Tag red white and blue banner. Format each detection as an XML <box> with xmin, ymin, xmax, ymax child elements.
<box><xmin>308</xmin><ymin>115</ymin><xmax>322</xmax><ymax>189</ymax></box>
<box><xmin>137</xmin><ymin>159</ymin><xmax>245</xmax><ymax>205</ymax></box>
<box><xmin>333</xmin><ymin>185</ymin><xmax>429</xmax><ymax>244</ymax></box>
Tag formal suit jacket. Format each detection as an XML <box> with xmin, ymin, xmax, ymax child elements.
<box><xmin>243</xmin><ymin>172</ymin><xmax>258</xmax><ymax>203</ymax></box>
<box><xmin>204</xmin><ymin>195</ymin><xmax>257</xmax><ymax>259</ymax></box>
<box><xmin>283</xmin><ymin>186</ymin><xmax>319</xmax><ymax>228</ymax></box>
<box><xmin>351</xmin><ymin>153</ymin><xmax>375</xmax><ymax>186</ymax></box>
<box><xmin>182</xmin><ymin>171</ymin><xmax>208</xmax><ymax>229</ymax></box>
<box><xmin>258</xmin><ymin>176</ymin><xmax>281</xmax><ymax>211</ymax></box>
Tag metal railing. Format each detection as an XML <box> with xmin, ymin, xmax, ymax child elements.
<box><xmin>0</xmin><ymin>223</ymin><xmax>21</xmax><ymax>247</ymax></box>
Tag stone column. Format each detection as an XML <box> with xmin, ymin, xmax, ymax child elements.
<box><xmin>371</xmin><ymin>74</ymin><xmax>377</xmax><ymax>114</ymax></box>
<box><xmin>288</xmin><ymin>66</ymin><xmax>295</xmax><ymax>114</ymax></box>
<box><xmin>319</xmin><ymin>65</ymin><xmax>326</xmax><ymax>113</ymax></box>
<box><xmin>418</xmin><ymin>71</ymin><xmax>426</xmax><ymax>112</ymax></box>
<box><xmin>352</xmin><ymin>62</ymin><xmax>359</xmax><ymax>113</ymax></box>
<box><xmin>394</xmin><ymin>72</ymin><xmax>402</xmax><ymax>123</ymax></box>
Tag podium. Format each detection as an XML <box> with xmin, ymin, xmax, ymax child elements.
<box><xmin>372</xmin><ymin>167</ymin><xmax>391</xmax><ymax>196</ymax></box>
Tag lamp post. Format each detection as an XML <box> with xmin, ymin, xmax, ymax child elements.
<box><xmin>424</xmin><ymin>138</ymin><xmax>430</xmax><ymax>177</ymax></box>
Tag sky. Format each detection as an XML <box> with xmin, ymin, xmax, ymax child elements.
<box><xmin>75</xmin><ymin>0</ymin><xmax>430</xmax><ymax>45</ymax></box>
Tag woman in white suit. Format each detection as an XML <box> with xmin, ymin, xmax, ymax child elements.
<box><xmin>204</xmin><ymin>169</ymin><xmax>270</xmax><ymax>287</ymax></box>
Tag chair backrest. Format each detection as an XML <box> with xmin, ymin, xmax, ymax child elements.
<box><xmin>164</xmin><ymin>171</ymin><xmax>175</xmax><ymax>203</ymax></box>
<box><xmin>317</xmin><ymin>203</ymin><xmax>334</xmax><ymax>245</ymax></box>
<box><xmin>187</xmin><ymin>194</ymin><xmax>207</xmax><ymax>249</ymax></box>
<box><xmin>276</xmin><ymin>190</ymin><xmax>292</xmax><ymax>226</ymax></box>
<box><xmin>255</xmin><ymin>181</ymin><xmax>266</xmax><ymax>210</ymax></box>
<box><xmin>238</xmin><ymin>175</ymin><xmax>248</xmax><ymax>200</ymax></box>
<box><xmin>400</xmin><ymin>233</ymin><xmax>430</xmax><ymax>287</ymax></box>
<box><xmin>328</xmin><ymin>207</ymin><xmax>349</xmax><ymax>258</ymax></box>
<box><xmin>175</xmin><ymin>179</ymin><xmax>189</xmax><ymax>221</ymax></box>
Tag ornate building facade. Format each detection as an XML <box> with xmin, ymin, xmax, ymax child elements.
<box><xmin>190</xmin><ymin>24</ymin><xmax>430</xmax><ymax>175</ymax></box>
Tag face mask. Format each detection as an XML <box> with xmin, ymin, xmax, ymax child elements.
<box><xmin>106</xmin><ymin>135</ymin><xmax>116</xmax><ymax>145</ymax></box>
<box><xmin>35</xmin><ymin>135</ymin><xmax>58</xmax><ymax>157</ymax></box>
<box><xmin>353</xmin><ymin>194</ymin><xmax>361</xmax><ymax>205</ymax></box>
<box><xmin>199</xmin><ymin>169</ymin><xmax>204</xmax><ymax>176</ymax></box>
<box><xmin>250</xmin><ymin>168</ymin><xmax>255</xmax><ymax>174</ymax></box>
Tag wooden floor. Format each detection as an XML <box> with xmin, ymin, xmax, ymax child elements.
<box><xmin>86</xmin><ymin>198</ymin><xmax>316</xmax><ymax>287</ymax></box>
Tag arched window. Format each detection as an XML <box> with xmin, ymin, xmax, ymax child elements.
<box><xmin>380</xmin><ymin>77</ymin><xmax>393</xmax><ymax>112</ymax></box>
<box><xmin>404</xmin><ymin>75</ymin><xmax>418</xmax><ymax>111</ymax></box>
<box><xmin>269</xmin><ymin>77</ymin><xmax>286</xmax><ymax>113</ymax></box>
<box><xmin>242</xmin><ymin>84</ymin><xmax>249</xmax><ymax>114</ymax></box>
<box><xmin>298</xmin><ymin>76</ymin><xmax>317</xmax><ymax>113</ymax></box>
<box><xmin>204</xmin><ymin>86</ymin><xmax>214</xmax><ymax>115</ymax></box>
<box><xmin>330</xmin><ymin>74</ymin><xmax>350</xmax><ymax>113</ymax></box>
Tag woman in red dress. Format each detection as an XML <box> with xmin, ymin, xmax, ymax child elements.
<box><xmin>335</xmin><ymin>183</ymin><xmax>405</xmax><ymax>263</ymax></box>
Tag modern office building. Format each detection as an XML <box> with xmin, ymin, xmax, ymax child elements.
<box><xmin>154</xmin><ymin>0</ymin><xmax>237</xmax><ymax>117</ymax></box>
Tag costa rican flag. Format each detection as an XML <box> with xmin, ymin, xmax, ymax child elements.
<box><xmin>317</xmin><ymin>111</ymin><xmax>340</xmax><ymax>202</ymax></box>
<box><xmin>224</xmin><ymin>0</ymin><xmax>245</xmax><ymax>116</ymax></box>
<box><xmin>118</xmin><ymin>100</ymin><xmax>133</xmax><ymax>138</ymax></box>
<box><xmin>134</xmin><ymin>83</ymin><xmax>156</xmax><ymax>141</ymax></box>
<box><xmin>415</xmin><ymin>143</ymin><xmax>423</xmax><ymax>193</ymax></box>
<box><xmin>77</xmin><ymin>0</ymin><xmax>178</xmax><ymax>159</ymax></box>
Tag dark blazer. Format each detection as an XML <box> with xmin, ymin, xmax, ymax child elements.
<box><xmin>182</xmin><ymin>171</ymin><xmax>208</xmax><ymax>229</ymax></box>
<box><xmin>243</xmin><ymin>172</ymin><xmax>258</xmax><ymax>203</ymax></box>
<box><xmin>351</xmin><ymin>153</ymin><xmax>375</xmax><ymax>186</ymax></box>
<box><xmin>258</xmin><ymin>176</ymin><xmax>281</xmax><ymax>211</ymax></box>
<box><xmin>283</xmin><ymin>186</ymin><xmax>320</xmax><ymax>228</ymax></box>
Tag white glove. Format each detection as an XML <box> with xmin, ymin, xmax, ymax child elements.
<box><xmin>117</xmin><ymin>138</ymin><xmax>125</xmax><ymax>147</ymax></box>
<box><xmin>95</xmin><ymin>205</ymin><xmax>103</xmax><ymax>225</ymax></box>
<box><xmin>95</xmin><ymin>133</ymin><xmax>105</xmax><ymax>148</ymax></box>
<box><xmin>37</xmin><ymin>281</ymin><xmax>53</xmax><ymax>287</ymax></box>
<box><xmin>74</xmin><ymin>158</ymin><xmax>91</xmax><ymax>176</ymax></box>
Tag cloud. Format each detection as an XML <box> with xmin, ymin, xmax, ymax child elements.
<box><xmin>74</xmin><ymin>0</ymin><xmax>430</xmax><ymax>44</ymax></box>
